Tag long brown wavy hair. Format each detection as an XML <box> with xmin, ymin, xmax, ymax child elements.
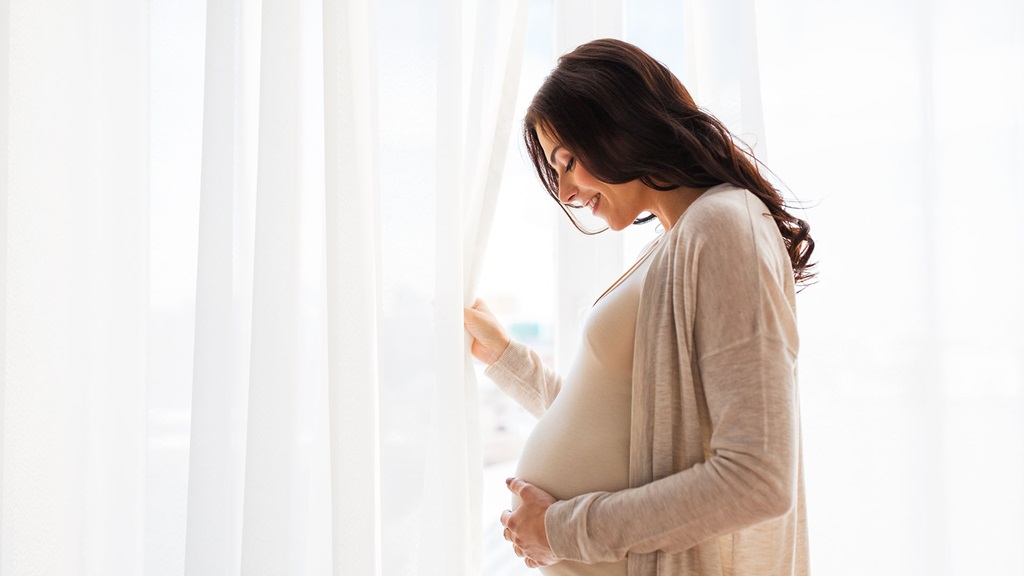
<box><xmin>523</xmin><ymin>38</ymin><xmax>815</xmax><ymax>286</ymax></box>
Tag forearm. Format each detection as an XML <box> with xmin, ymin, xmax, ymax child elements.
<box><xmin>545</xmin><ymin>446</ymin><xmax>796</xmax><ymax>562</ymax></box>
<box><xmin>484</xmin><ymin>340</ymin><xmax>563</xmax><ymax>418</ymax></box>
<box><xmin>545</xmin><ymin>338</ymin><xmax>799</xmax><ymax>562</ymax></box>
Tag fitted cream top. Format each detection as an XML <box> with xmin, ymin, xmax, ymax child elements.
<box><xmin>512</xmin><ymin>243</ymin><xmax>658</xmax><ymax>576</ymax></box>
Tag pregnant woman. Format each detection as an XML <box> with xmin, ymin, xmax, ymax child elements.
<box><xmin>464</xmin><ymin>39</ymin><xmax>814</xmax><ymax>576</ymax></box>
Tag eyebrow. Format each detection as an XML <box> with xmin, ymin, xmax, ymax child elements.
<box><xmin>548</xmin><ymin>145</ymin><xmax>563</xmax><ymax>166</ymax></box>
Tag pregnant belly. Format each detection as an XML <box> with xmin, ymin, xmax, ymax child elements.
<box><xmin>514</xmin><ymin>409</ymin><xmax>629</xmax><ymax>502</ymax></box>
<box><xmin>509</xmin><ymin>380</ymin><xmax>631</xmax><ymax>576</ymax></box>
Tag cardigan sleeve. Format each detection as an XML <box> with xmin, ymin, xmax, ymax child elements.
<box><xmin>544</xmin><ymin>189</ymin><xmax>801</xmax><ymax>562</ymax></box>
<box><xmin>484</xmin><ymin>340</ymin><xmax>564</xmax><ymax>418</ymax></box>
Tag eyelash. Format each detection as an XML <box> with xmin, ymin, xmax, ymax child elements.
<box><xmin>565</xmin><ymin>157</ymin><xmax>576</xmax><ymax>172</ymax></box>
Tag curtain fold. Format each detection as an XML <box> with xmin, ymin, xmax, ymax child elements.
<box><xmin>323</xmin><ymin>0</ymin><xmax>381</xmax><ymax>574</ymax></box>
<box><xmin>0</xmin><ymin>0</ymin><xmax>8</xmax><ymax>564</ymax></box>
<box><xmin>423</xmin><ymin>0</ymin><xmax>472</xmax><ymax>570</ymax></box>
<box><xmin>421</xmin><ymin>1</ymin><xmax>529</xmax><ymax>574</ymax></box>
<box><xmin>682</xmin><ymin>0</ymin><xmax>767</xmax><ymax>157</ymax></box>
<box><xmin>2</xmin><ymin>0</ymin><xmax>149</xmax><ymax>573</ymax></box>
<box><xmin>463</xmin><ymin>0</ymin><xmax>530</xmax><ymax>300</ymax></box>
<box><xmin>186</xmin><ymin>0</ymin><xmax>259</xmax><ymax>573</ymax></box>
<box><xmin>239</xmin><ymin>0</ymin><xmax>307</xmax><ymax>571</ymax></box>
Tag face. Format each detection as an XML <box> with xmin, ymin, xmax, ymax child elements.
<box><xmin>536</xmin><ymin>127</ymin><xmax>653</xmax><ymax>232</ymax></box>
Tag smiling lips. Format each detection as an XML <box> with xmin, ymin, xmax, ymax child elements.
<box><xmin>585</xmin><ymin>193</ymin><xmax>601</xmax><ymax>214</ymax></box>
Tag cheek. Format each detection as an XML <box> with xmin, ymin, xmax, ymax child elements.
<box><xmin>573</xmin><ymin>165</ymin><xmax>601</xmax><ymax>189</ymax></box>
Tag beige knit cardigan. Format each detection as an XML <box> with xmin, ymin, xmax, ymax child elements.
<box><xmin>486</xmin><ymin>185</ymin><xmax>809</xmax><ymax>576</ymax></box>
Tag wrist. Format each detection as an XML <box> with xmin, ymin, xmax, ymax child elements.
<box><xmin>487</xmin><ymin>338</ymin><xmax>511</xmax><ymax>366</ymax></box>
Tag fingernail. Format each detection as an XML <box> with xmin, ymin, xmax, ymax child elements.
<box><xmin>506</xmin><ymin>477</ymin><xmax>513</xmax><ymax>485</ymax></box>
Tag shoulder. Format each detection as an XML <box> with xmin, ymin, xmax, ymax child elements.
<box><xmin>676</xmin><ymin>184</ymin><xmax>764</xmax><ymax>240</ymax></box>
<box><xmin>661</xmin><ymin>184</ymin><xmax>772</xmax><ymax>259</ymax></box>
<box><xmin>650</xmin><ymin>184</ymin><xmax>792</xmax><ymax>289</ymax></box>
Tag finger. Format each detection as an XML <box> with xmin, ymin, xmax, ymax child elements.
<box><xmin>525</xmin><ymin>558</ymin><xmax>537</xmax><ymax>569</ymax></box>
<box><xmin>503</xmin><ymin>528</ymin><xmax>512</xmax><ymax>542</ymax></box>
<box><xmin>506</xmin><ymin>476</ymin><xmax>528</xmax><ymax>496</ymax></box>
<box><xmin>500</xmin><ymin>509</ymin><xmax>512</xmax><ymax>527</ymax></box>
<box><xmin>463</xmin><ymin>307</ymin><xmax>484</xmax><ymax>326</ymax></box>
<box><xmin>513</xmin><ymin>544</ymin><xmax>525</xmax><ymax>558</ymax></box>
<box><xmin>463</xmin><ymin>308</ymin><xmax>493</xmax><ymax>335</ymax></box>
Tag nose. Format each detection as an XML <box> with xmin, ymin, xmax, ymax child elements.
<box><xmin>558</xmin><ymin>173</ymin><xmax>577</xmax><ymax>205</ymax></box>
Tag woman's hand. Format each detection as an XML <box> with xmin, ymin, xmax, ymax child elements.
<box><xmin>463</xmin><ymin>298</ymin><xmax>511</xmax><ymax>365</ymax></box>
<box><xmin>500</xmin><ymin>477</ymin><xmax>558</xmax><ymax>568</ymax></box>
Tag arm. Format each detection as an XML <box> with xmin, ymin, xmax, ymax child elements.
<box><xmin>544</xmin><ymin>338</ymin><xmax>798</xmax><ymax>560</ymax></box>
<box><xmin>485</xmin><ymin>340</ymin><xmax>564</xmax><ymax>418</ymax></box>
<box><xmin>464</xmin><ymin>299</ymin><xmax>563</xmax><ymax>417</ymax></box>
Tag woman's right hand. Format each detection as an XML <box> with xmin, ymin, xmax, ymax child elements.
<box><xmin>463</xmin><ymin>298</ymin><xmax>511</xmax><ymax>366</ymax></box>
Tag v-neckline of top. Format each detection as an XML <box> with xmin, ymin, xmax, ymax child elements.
<box><xmin>592</xmin><ymin>234</ymin><xmax>664</xmax><ymax>307</ymax></box>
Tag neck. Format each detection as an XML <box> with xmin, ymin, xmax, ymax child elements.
<box><xmin>650</xmin><ymin>185</ymin><xmax>710</xmax><ymax>230</ymax></box>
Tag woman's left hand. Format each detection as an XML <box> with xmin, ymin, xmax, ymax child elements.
<box><xmin>500</xmin><ymin>477</ymin><xmax>558</xmax><ymax>568</ymax></box>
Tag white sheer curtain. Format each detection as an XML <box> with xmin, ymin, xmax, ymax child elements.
<box><xmin>1</xmin><ymin>0</ymin><xmax>527</xmax><ymax>575</ymax></box>
<box><xmin>185</xmin><ymin>0</ymin><xmax>530</xmax><ymax>573</ymax></box>
<box><xmin>421</xmin><ymin>0</ymin><xmax>528</xmax><ymax>573</ymax></box>
<box><xmin>2</xmin><ymin>1</ymin><xmax>149</xmax><ymax>574</ymax></box>
<box><xmin>754</xmin><ymin>0</ymin><xmax>1024</xmax><ymax>573</ymax></box>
